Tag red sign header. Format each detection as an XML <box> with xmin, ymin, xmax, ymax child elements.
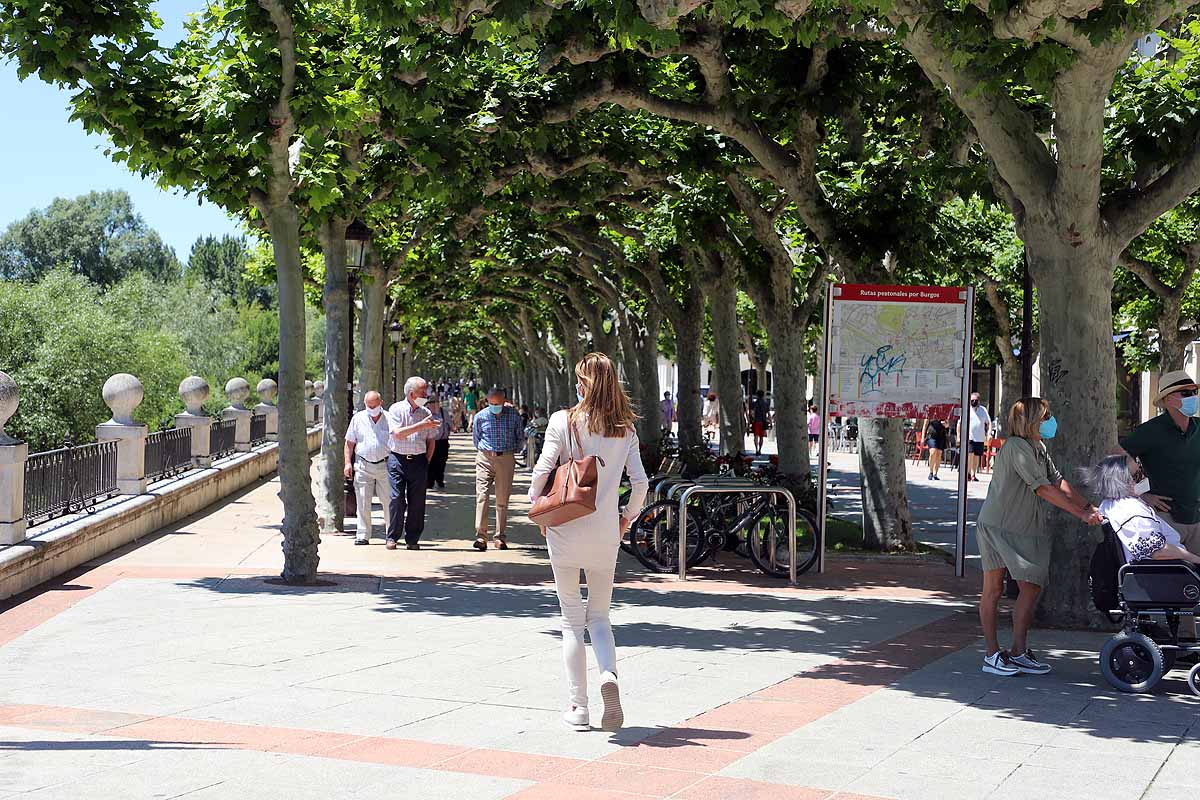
<box><xmin>835</xmin><ymin>284</ymin><xmax>966</xmax><ymax>304</ymax></box>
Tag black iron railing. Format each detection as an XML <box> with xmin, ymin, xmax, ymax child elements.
<box><xmin>209</xmin><ymin>418</ymin><xmax>237</xmax><ymax>459</ymax></box>
<box><xmin>250</xmin><ymin>413</ymin><xmax>268</xmax><ymax>445</ymax></box>
<box><xmin>144</xmin><ymin>428</ymin><xmax>193</xmax><ymax>481</ymax></box>
<box><xmin>23</xmin><ymin>441</ymin><xmax>118</xmax><ymax>526</ymax></box>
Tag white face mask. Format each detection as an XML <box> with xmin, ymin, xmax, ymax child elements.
<box><xmin>367</xmin><ymin>406</ymin><xmax>382</xmax><ymax>418</ymax></box>
<box><xmin>412</xmin><ymin>397</ymin><xmax>429</xmax><ymax>408</ymax></box>
<box><xmin>1135</xmin><ymin>477</ymin><xmax>1152</xmax><ymax>495</ymax></box>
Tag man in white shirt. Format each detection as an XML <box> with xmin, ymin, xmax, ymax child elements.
<box><xmin>386</xmin><ymin>376</ymin><xmax>441</xmax><ymax>550</ymax></box>
<box><xmin>967</xmin><ymin>392</ymin><xmax>991</xmax><ymax>482</ymax></box>
<box><xmin>344</xmin><ymin>390</ymin><xmax>392</xmax><ymax>545</ymax></box>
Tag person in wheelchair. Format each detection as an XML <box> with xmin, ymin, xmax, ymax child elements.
<box><xmin>1085</xmin><ymin>454</ymin><xmax>1200</xmax><ymax>566</ymax></box>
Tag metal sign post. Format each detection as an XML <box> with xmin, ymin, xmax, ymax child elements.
<box><xmin>817</xmin><ymin>283</ymin><xmax>834</xmax><ymax>574</ymax></box>
<box><xmin>954</xmin><ymin>287</ymin><xmax>976</xmax><ymax>577</ymax></box>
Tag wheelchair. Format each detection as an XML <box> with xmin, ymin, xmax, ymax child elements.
<box><xmin>1094</xmin><ymin>522</ymin><xmax>1200</xmax><ymax>695</ymax></box>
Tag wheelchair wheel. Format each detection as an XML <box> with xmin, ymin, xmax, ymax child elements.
<box><xmin>1188</xmin><ymin>663</ymin><xmax>1200</xmax><ymax>697</ymax></box>
<box><xmin>1100</xmin><ymin>631</ymin><xmax>1165</xmax><ymax>693</ymax></box>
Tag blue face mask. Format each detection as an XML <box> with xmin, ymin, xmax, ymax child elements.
<box><xmin>1181</xmin><ymin>396</ymin><xmax>1199</xmax><ymax>417</ymax></box>
<box><xmin>1039</xmin><ymin>416</ymin><xmax>1058</xmax><ymax>440</ymax></box>
<box><xmin>488</xmin><ymin>403</ymin><xmax>503</xmax><ymax>415</ymax></box>
<box><xmin>576</xmin><ymin>387</ymin><xmax>584</xmax><ymax>403</ymax></box>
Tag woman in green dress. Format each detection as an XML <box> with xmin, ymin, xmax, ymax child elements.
<box><xmin>975</xmin><ymin>396</ymin><xmax>1102</xmax><ymax>677</ymax></box>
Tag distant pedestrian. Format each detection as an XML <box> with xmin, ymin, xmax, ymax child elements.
<box><xmin>702</xmin><ymin>391</ymin><xmax>720</xmax><ymax>441</ymax></box>
<box><xmin>449</xmin><ymin>393</ymin><xmax>465</xmax><ymax>433</ymax></box>
<box><xmin>922</xmin><ymin>416</ymin><xmax>948</xmax><ymax>480</ymax></box>
<box><xmin>807</xmin><ymin>404</ymin><xmax>821</xmax><ymax>456</ymax></box>
<box><xmin>748</xmin><ymin>390</ymin><xmax>769</xmax><ymax>455</ymax></box>
<box><xmin>344</xmin><ymin>390</ymin><xmax>391</xmax><ymax>545</ymax></box>
<box><xmin>464</xmin><ymin>383</ymin><xmax>480</xmax><ymax>431</ymax></box>
<box><xmin>529</xmin><ymin>352</ymin><xmax>649</xmax><ymax>732</ymax></box>
<box><xmin>975</xmin><ymin>397</ymin><xmax>1100</xmax><ymax>676</ymax></box>
<box><xmin>386</xmin><ymin>377</ymin><xmax>440</xmax><ymax>550</ymax></box>
<box><xmin>967</xmin><ymin>393</ymin><xmax>991</xmax><ymax>481</ymax></box>
<box><xmin>472</xmin><ymin>385</ymin><xmax>525</xmax><ymax>550</ymax></box>
<box><xmin>660</xmin><ymin>391</ymin><xmax>675</xmax><ymax>434</ymax></box>
<box><xmin>427</xmin><ymin>396</ymin><xmax>451</xmax><ymax>490</ymax></box>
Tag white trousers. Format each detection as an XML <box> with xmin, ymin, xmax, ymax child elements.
<box><xmin>551</xmin><ymin>563</ymin><xmax>617</xmax><ymax>708</ymax></box>
<box><xmin>353</xmin><ymin>458</ymin><xmax>391</xmax><ymax>541</ymax></box>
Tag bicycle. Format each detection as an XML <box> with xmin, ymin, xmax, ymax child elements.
<box><xmin>628</xmin><ymin>488</ymin><xmax>820</xmax><ymax>577</ymax></box>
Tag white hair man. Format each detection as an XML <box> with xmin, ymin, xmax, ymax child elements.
<box><xmin>344</xmin><ymin>390</ymin><xmax>392</xmax><ymax>545</ymax></box>
<box><xmin>967</xmin><ymin>392</ymin><xmax>992</xmax><ymax>481</ymax></box>
<box><xmin>386</xmin><ymin>376</ymin><xmax>441</xmax><ymax>550</ymax></box>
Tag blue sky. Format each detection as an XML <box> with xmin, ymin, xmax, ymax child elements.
<box><xmin>0</xmin><ymin>0</ymin><xmax>244</xmax><ymax>260</ymax></box>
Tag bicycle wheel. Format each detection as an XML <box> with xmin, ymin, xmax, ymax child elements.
<box><xmin>628</xmin><ymin>499</ymin><xmax>707</xmax><ymax>573</ymax></box>
<box><xmin>746</xmin><ymin>504</ymin><xmax>820</xmax><ymax>578</ymax></box>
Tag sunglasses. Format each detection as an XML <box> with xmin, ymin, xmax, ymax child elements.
<box><xmin>1176</xmin><ymin>389</ymin><xmax>1198</xmax><ymax>398</ymax></box>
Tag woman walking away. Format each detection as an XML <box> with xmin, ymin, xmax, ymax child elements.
<box><xmin>529</xmin><ymin>353</ymin><xmax>649</xmax><ymax>732</ymax></box>
<box><xmin>975</xmin><ymin>397</ymin><xmax>1102</xmax><ymax>676</ymax></box>
<box><xmin>1083</xmin><ymin>454</ymin><xmax>1200</xmax><ymax>565</ymax></box>
<box><xmin>702</xmin><ymin>392</ymin><xmax>720</xmax><ymax>442</ymax></box>
<box><xmin>922</xmin><ymin>416</ymin><xmax>948</xmax><ymax>480</ymax></box>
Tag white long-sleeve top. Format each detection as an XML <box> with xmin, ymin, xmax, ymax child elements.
<box><xmin>529</xmin><ymin>410</ymin><xmax>649</xmax><ymax>569</ymax></box>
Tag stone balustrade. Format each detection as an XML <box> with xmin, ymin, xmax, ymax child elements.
<box><xmin>0</xmin><ymin>370</ymin><xmax>320</xmax><ymax>546</ymax></box>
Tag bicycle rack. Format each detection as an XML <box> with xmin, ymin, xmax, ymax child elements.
<box><xmin>677</xmin><ymin>484</ymin><xmax>799</xmax><ymax>587</ymax></box>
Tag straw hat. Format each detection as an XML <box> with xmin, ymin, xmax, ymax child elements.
<box><xmin>1154</xmin><ymin>370</ymin><xmax>1198</xmax><ymax>407</ymax></box>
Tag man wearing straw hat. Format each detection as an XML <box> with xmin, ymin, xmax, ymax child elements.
<box><xmin>1120</xmin><ymin>370</ymin><xmax>1200</xmax><ymax>550</ymax></box>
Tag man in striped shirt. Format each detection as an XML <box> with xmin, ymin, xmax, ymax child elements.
<box><xmin>386</xmin><ymin>376</ymin><xmax>440</xmax><ymax>550</ymax></box>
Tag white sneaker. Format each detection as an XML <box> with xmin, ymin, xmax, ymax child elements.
<box><xmin>562</xmin><ymin>705</ymin><xmax>590</xmax><ymax>731</ymax></box>
<box><xmin>1008</xmin><ymin>649</ymin><xmax>1051</xmax><ymax>675</ymax></box>
<box><xmin>982</xmin><ymin>650</ymin><xmax>1020</xmax><ymax>676</ymax></box>
<box><xmin>599</xmin><ymin>672</ymin><xmax>624</xmax><ymax>731</ymax></box>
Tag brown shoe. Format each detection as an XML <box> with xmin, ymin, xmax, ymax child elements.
<box><xmin>406</xmin><ymin>543</ymin><xmax>421</xmax><ymax>551</ymax></box>
<box><xmin>473</xmin><ymin>538</ymin><xmax>487</xmax><ymax>551</ymax></box>
<box><xmin>494</xmin><ymin>538</ymin><xmax>508</xmax><ymax>550</ymax></box>
<box><xmin>385</xmin><ymin>540</ymin><xmax>398</xmax><ymax>550</ymax></box>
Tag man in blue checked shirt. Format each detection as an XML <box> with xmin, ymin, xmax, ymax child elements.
<box><xmin>473</xmin><ymin>385</ymin><xmax>526</xmax><ymax>551</ymax></box>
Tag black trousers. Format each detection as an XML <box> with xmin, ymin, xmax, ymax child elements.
<box><xmin>429</xmin><ymin>439</ymin><xmax>450</xmax><ymax>486</ymax></box>
<box><xmin>387</xmin><ymin>453</ymin><xmax>428</xmax><ymax>544</ymax></box>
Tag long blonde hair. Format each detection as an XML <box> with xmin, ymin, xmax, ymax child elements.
<box><xmin>570</xmin><ymin>352</ymin><xmax>639</xmax><ymax>437</ymax></box>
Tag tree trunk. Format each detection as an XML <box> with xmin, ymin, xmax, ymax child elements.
<box><xmin>859</xmin><ymin>417</ymin><xmax>914</xmax><ymax>550</ymax></box>
<box><xmin>995</xmin><ymin>341</ymin><xmax>1024</xmax><ymax>436</ymax></box>
<box><xmin>762</xmin><ymin>311</ymin><xmax>808</xmax><ymax>474</ymax></box>
<box><xmin>1032</xmin><ymin>239</ymin><xmax>1118</xmax><ymax>627</ymax></box>
<box><xmin>360</xmin><ymin>265</ymin><xmax>386</xmax><ymax>398</ymax></box>
<box><xmin>674</xmin><ymin>310</ymin><xmax>704</xmax><ymax>452</ymax></box>
<box><xmin>636</xmin><ymin>307</ymin><xmax>663</xmax><ymax>441</ymax></box>
<box><xmin>707</xmin><ymin>278</ymin><xmax>746</xmax><ymax>456</ymax></box>
<box><xmin>316</xmin><ymin>224</ymin><xmax>348</xmax><ymax>534</ymax></box>
<box><xmin>265</xmin><ymin>202</ymin><xmax>321</xmax><ymax>582</ymax></box>
<box><xmin>1159</xmin><ymin>299</ymin><xmax>1186</xmax><ymax>372</ymax></box>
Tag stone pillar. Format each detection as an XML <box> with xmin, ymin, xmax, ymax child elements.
<box><xmin>175</xmin><ymin>376</ymin><xmax>214</xmax><ymax>467</ymax></box>
<box><xmin>0</xmin><ymin>372</ymin><xmax>28</xmax><ymax>545</ymax></box>
<box><xmin>95</xmin><ymin>373</ymin><xmax>148</xmax><ymax>495</ymax></box>
<box><xmin>255</xmin><ymin>378</ymin><xmax>279</xmax><ymax>442</ymax></box>
<box><xmin>222</xmin><ymin>378</ymin><xmax>253</xmax><ymax>453</ymax></box>
<box><xmin>304</xmin><ymin>380</ymin><xmax>320</xmax><ymax>425</ymax></box>
<box><xmin>313</xmin><ymin>380</ymin><xmax>326</xmax><ymax>425</ymax></box>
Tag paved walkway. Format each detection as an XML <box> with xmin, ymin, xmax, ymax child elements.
<box><xmin>0</xmin><ymin>434</ymin><xmax>1197</xmax><ymax>799</ymax></box>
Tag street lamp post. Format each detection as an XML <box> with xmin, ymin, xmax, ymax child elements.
<box><xmin>344</xmin><ymin>220</ymin><xmax>370</xmax><ymax>521</ymax></box>
<box><xmin>388</xmin><ymin>322</ymin><xmax>402</xmax><ymax>403</ymax></box>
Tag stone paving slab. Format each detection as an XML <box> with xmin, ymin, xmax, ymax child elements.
<box><xmin>5</xmin><ymin>435</ymin><xmax>1199</xmax><ymax>799</ymax></box>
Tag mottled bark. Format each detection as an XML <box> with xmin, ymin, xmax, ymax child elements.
<box><xmin>761</xmin><ymin>311</ymin><xmax>808</xmax><ymax>474</ymax></box>
<box><xmin>706</xmin><ymin>275</ymin><xmax>747</xmax><ymax>456</ymax></box>
<box><xmin>316</xmin><ymin>222</ymin><xmax>348</xmax><ymax>534</ymax></box>
<box><xmin>673</xmin><ymin>301</ymin><xmax>705</xmax><ymax>452</ymax></box>
<box><xmin>360</xmin><ymin>261</ymin><xmax>387</xmax><ymax>399</ymax></box>
<box><xmin>859</xmin><ymin>418</ymin><xmax>915</xmax><ymax>550</ymax></box>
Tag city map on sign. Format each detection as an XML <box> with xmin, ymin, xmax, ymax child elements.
<box><xmin>827</xmin><ymin>284</ymin><xmax>968</xmax><ymax>420</ymax></box>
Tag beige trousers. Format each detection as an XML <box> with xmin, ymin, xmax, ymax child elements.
<box><xmin>475</xmin><ymin>451</ymin><xmax>515</xmax><ymax>539</ymax></box>
<box><xmin>1161</xmin><ymin>510</ymin><xmax>1200</xmax><ymax>553</ymax></box>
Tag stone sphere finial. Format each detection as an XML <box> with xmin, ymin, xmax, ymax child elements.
<box><xmin>256</xmin><ymin>378</ymin><xmax>278</xmax><ymax>405</ymax></box>
<box><xmin>102</xmin><ymin>373</ymin><xmax>144</xmax><ymax>426</ymax></box>
<box><xmin>225</xmin><ymin>377</ymin><xmax>251</xmax><ymax>409</ymax></box>
<box><xmin>313</xmin><ymin>380</ymin><xmax>325</xmax><ymax>397</ymax></box>
<box><xmin>0</xmin><ymin>371</ymin><xmax>19</xmax><ymax>445</ymax></box>
<box><xmin>304</xmin><ymin>380</ymin><xmax>315</xmax><ymax>399</ymax></box>
<box><xmin>179</xmin><ymin>376</ymin><xmax>210</xmax><ymax>415</ymax></box>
